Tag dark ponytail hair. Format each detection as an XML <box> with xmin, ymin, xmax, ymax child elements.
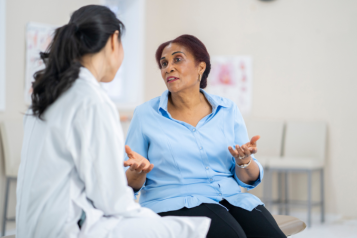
<box><xmin>31</xmin><ymin>5</ymin><xmax>125</xmax><ymax>120</ymax></box>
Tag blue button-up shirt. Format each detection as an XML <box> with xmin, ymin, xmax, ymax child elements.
<box><xmin>124</xmin><ymin>89</ymin><xmax>264</xmax><ymax>214</ymax></box>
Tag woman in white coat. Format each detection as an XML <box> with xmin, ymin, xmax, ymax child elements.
<box><xmin>16</xmin><ymin>5</ymin><xmax>210</xmax><ymax>238</ymax></box>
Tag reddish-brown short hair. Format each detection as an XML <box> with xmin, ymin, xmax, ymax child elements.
<box><xmin>155</xmin><ymin>34</ymin><xmax>211</xmax><ymax>89</ymax></box>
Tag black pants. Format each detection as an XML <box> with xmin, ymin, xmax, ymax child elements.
<box><xmin>159</xmin><ymin>200</ymin><xmax>286</xmax><ymax>238</ymax></box>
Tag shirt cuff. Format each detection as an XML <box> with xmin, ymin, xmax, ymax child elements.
<box><xmin>233</xmin><ymin>156</ymin><xmax>264</xmax><ymax>191</ymax></box>
<box><xmin>133</xmin><ymin>186</ymin><xmax>144</xmax><ymax>200</ymax></box>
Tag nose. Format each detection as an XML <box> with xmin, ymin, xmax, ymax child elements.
<box><xmin>166</xmin><ymin>62</ymin><xmax>175</xmax><ymax>74</ymax></box>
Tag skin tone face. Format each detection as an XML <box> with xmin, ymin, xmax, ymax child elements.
<box><xmin>81</xmin><ymin>30</ymin><xmax>124</xmax><ymax>83</ymax></box>
<box><xmin>159</xmin><ymin>43</ymin><xmax>206</xmax><ymax>93</ymax></box>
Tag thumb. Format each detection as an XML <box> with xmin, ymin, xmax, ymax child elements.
<box><xmin>250</xmin><ymin>135</ymin><xmax>260</xmax><ymax>145</ymax></box>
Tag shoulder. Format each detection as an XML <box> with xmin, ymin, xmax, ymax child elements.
<box><xmin>47</xmin><ymin>79</ymin><xmax>116</xmax><ymax>122</ymax></box>
<box><xmin>57</xmin><ymin>67</ymin><xmax>115</xmax><ymax>112</ymax></box>
<box><xmin>128</xmin><ymin>97</ymin><xmax>160</xmax><ymax>134</ymax></box>
<box><xmin>69</xmin><ymin>80</ymin><xmax>103</xmax><ymax>103</ymax></box>
<box><xmin>65</xmin><ymin>77</ymin><xmax>118</xmax><ymax>112</ymax></box>
<box><xmin>206</xmin><ymin>92</ymin><xmax>237</xmax><ymax>110</ymax></box>
<box><xmin>134</xmin><ymin>96</ymin><xmax>161</xmax><ymax>115</ymax></box>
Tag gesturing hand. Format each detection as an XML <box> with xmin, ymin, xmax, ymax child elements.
<box><xmin>123</xmin><ymin>145</ymin><xmax>154</xmax><ymax>174</ymax></box>
<box><xmin>228</xmin><ymin>135</ymin><xmax>260</xmax><ymax>164</ymax></box>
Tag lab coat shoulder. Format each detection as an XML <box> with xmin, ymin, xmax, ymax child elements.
<box><xmin>63</xmin><ymin>78</ymin><xmax>122</xmax><ymax>159</ymax></box>
<box><xmin>68</xmin><ymin>77</ymin><xmax>117</xmax><ymax>112</ymax></box>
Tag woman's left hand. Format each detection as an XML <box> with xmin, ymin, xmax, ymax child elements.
<box><xmin>228</xmin><ymin>135</ymin><xmax>260</xmax><ymax>165</ymax></box>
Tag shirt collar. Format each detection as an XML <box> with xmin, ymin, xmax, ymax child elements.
<box><xmin>158</xmin><ymin>89</ymin><xmax>229</xmax><ymax>113</ymax></box>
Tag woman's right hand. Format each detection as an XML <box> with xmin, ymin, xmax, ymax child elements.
<box><xmin>124</xmin><ymin>145</ymin><xmax>154</xmax><ymax>174</ymax></box>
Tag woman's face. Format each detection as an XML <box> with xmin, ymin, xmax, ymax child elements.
<box><xmin>160</xmin><ymin>43</ymin><xmax>205</xmax><ymax>93</ymax></box>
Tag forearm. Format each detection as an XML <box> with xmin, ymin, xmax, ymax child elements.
<box><xmin>235</xmin><ymin>157</ymin><xmax>260</xmax><ymax>185</ymax></box>
<box><xmin>126</xmin><ymin>169</ymin><xmax>147</xmax><ymax>191</ymax></box>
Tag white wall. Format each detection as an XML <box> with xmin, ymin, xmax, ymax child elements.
<box><xmin>0</xmin><ymin>0</ymin><xmax>6</xmax><ymax>111</ymax></box>
<box><xmin>143</xmin><ymin>0</ymin><xmax>357</xmax><ymax>217</ymax></box>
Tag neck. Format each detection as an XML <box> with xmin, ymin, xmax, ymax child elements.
<box><xmin>81</xmin><ymin>53</ymin><xmax>106</xmax><ymax>82</ymax></box>
<box><xmin>169</xmin><ymin>86</ymin><xmax>203</xmax><ymax>111</ymax></box>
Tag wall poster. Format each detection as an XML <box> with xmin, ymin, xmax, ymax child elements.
<box><xmin>207</xmin><ymin>56</ymin><xmax>253</xmax><ymax>115</ymax></box>
<box><xmin>25</xmin><ymin>22</ymin><xmax>56</xmax><ymax>105</ymax></box>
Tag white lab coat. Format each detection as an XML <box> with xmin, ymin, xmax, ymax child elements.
<box><xmin>16</xmin><ymin>67</ymin><xmax>210</xmax><ymax>238</ymax></box>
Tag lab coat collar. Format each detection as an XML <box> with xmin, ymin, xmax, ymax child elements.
<box><xmin>78</xmin><ymin>67</ymin><xmax>101</xmax><ymax>87</ymax></box>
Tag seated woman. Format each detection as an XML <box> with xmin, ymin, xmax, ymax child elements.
<box><xmin>124</xmin><ymin>35</ymin><xmax>285</xmax><ymax>238</ymax></box>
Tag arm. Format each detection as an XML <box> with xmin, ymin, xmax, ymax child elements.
<box><xmin>229</xmin><ymin>136</ymin><xmax>260</xmax><ymax>184</ymax></box>
<box><xmin>126</xmin><ymin>169</ymin><xmax>146</xmax><ymax>191</ymax></box>
<box><xmin>235</xmin><ymin>161</ymin><xmax>260</xmax><ymax>185</ymax></box>
<box><xmin>123</xmin><ymin>108</ymin><xmax>153</xmax><ymax>192</ymax></box>
<box><xmin>228</xmin><ymin>105</ymin><xmax>263</xmax><ymax>187</ymax></box>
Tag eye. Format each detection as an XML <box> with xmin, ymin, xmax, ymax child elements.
<box><xmin>161</xmin><ymin>61</ymin><xmax>168</xmax><ymax>67</ymax></box>
<box><xmin>174</xmin><ymin>57</ymin><xmax>182</xmax><ymax>63</ymax></box>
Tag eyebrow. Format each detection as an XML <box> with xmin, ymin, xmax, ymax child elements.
<box><xmin>160</xmin><ymin>51</ymin><xmax>186</xmax><ymax>60</ymax></box>
<box><xmin>172</xmin><ymin>51</ymin><xmax>185</xmax><ymax>56</ymax></box>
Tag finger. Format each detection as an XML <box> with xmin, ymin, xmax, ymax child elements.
<box><xmin>242</xmin><ymin>145</ymin><xmax>251</xmax><ymax>156</ymax></box>
<box><xmin>123</xmin><ymin>160</ymin><xmax>133</xmax><ymax>167</ymax></box>
<box><xmin>238</xmin><ymin>145</ymin><xmax>248</xmax><ymax>158</ymax></box>
<box><xmin>141</xmin><ymin>162</ymin><xmax>151</xmax><ymax>171</ymax></box>
<box><xmin>248</xmin><ymin>147</ymin><xmax>258</xmax><ymax>154</ymax></box>
<box><xmin>135</xmin><ymin>162</ymin><xmax>146</xmax><ymax>171</ymax></box>
<box><xmin>125</xmin><ymin>145</ymin><xmax>134</xmax><ymax>157</ymax></box>
<box><xmin>129</xmin><ymin>163</ymin><xmax>139</xmax><ymax>171</ymax></box>
<box><xmin>236</xmin><ymin>145</ymin><xmax>244</xmax><ymax>159</ymax></box>
<box><xmin>228</xmin><ymin>146</ymin><xmax>239</xmax><ymax>157</ymax></box>
<box><xmin>235</xmin><ymin>145</ymin><xmax>245</xmax><ymax>158</ymax></box>
<box><xmin>250</xmin><ymin>135</ymin><xmax>260</xmax><ymax>146</ymax></box>
<box><xmin>239</xmin><ymin>146</ymin><xmax>247</xmax><ymax>157</ymax></box>
<box><xmin>143</xmin><ymin>164</ymin><xmax>154</xmax><ymax>173</ymax></box>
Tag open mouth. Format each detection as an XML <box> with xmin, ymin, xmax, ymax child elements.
<box><xmin>166</xmin><ymin>76</ymin><xmax>179</xmax><ymax>83</ymax></box>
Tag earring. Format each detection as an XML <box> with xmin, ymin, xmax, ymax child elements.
<box><xmin>198</xmin><ymin>74</ymin><xmax>202</xmax><ymax>82</ymax></box>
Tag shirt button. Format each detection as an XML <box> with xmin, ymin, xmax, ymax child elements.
<box><xmin>206</xmin><ymin>167</ymin><xmax>209</xmax><ymax>170</ymax></box>
<box><xmin>200</xmin><ymin>147</ymin><xmax>203</xmax><ymax>150</ymax></box>
<box><xmin>219</xmin><ymin>193</ymin><xmax>222</xmax><ymax>196</ymax></box>
<box><xmin>210</xmin><ymin>178</ymin><xmax>213</xmax><ymax>181</ymax></box>
<box><xmin>192</xmin><ymin>128</ymin><xmax>196</xmax><ymax>132</ymax></box>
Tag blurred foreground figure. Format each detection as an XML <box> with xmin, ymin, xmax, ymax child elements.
<box><xmin>16</xmin><ymin>5</ymin><xmax>210</xmax><ymax>238</ymax></box>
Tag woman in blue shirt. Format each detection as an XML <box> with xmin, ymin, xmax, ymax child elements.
<box><xmin>124</xmin><ymin>35</ymin><xmax>285</xmax><ymax>238</ymax></box>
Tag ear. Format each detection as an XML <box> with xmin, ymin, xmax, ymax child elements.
<box><xmin>110</xmin><ymin>30</ymin><xmax>120</xmax><ymax>52</ymax></box>
<box><xmin>198</xmin><ymin>61</ymin><xmax>206</xmax><ymax>75</ymax></box>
